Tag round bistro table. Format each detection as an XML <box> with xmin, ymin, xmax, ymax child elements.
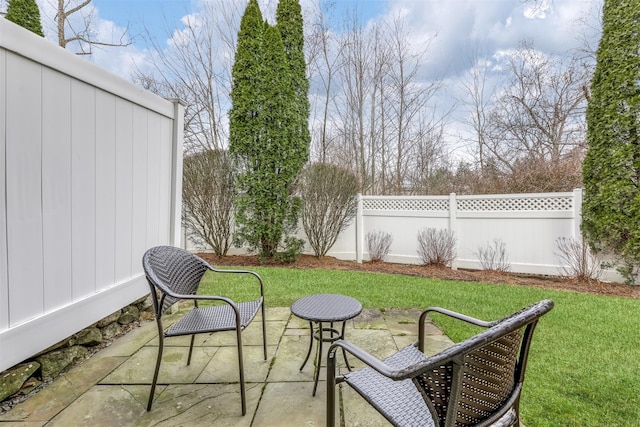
<box><xmin>290</xmin><ymin>293</ymin><xmax>363</xmax><ymax>396</ymax></box>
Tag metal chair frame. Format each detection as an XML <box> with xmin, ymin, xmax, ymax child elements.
<box><xmin>143</xmin><ymin>245</ymin><xmax>267</xmax><ymax>415</ymax></box>
<box><xmin>327</xmin><ymin>300</ymin><xmax>554</xmax><ymax>427</ymax></box>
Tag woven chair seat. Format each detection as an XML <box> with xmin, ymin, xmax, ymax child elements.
<box><xmin>344</xmin><ymin>345</ymin><xmax>435</xmax><ymax>427</ymax></box>
<box><xmin>166</xmin><ymin>299</ymin><xmax>262</xmax><ymax>337</ymax></box>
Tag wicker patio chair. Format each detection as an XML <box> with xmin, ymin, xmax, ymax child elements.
<box><xmin>327</xmin><ymin>299</ymin><xmax>553</xmax><ymax>427</ymax></box>
<box><xmin>143</xmin><ymin>245</ymin><xmax>267</xmax><ymax>415</ymax></box>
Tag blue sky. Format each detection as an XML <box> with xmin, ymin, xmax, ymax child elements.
<box><xmin>91</xmin><ymin>0</ymin><xmax>389</xmax><ymax>50</ymax></box>
<box><xmin>28</xmin><ymin>0</ymin><xmax>602</xmax><ymax>80</ymax></box>
<box><xmin>92</xmin><ymin>0</ymin><xmax>195</xmax><ymax>49</ymax></box>
<box><xmin>26</xmin><ymin>0</ymin><xmax>602</xmax><ymax>158</ymax></box>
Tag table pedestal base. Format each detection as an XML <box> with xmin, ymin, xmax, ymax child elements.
<box><xmin>290</xmin><ymin>293</ymin><xmax>363</xmax><ymax>396</ymax></box>
<box><xmin>300</xmin><ymin>321</ymin><xmax>353</xmax><ymax>396</ymax></box>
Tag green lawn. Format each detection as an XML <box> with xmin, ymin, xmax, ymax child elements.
<box><xmin>201</xmin><ymin>267</ymin><xmax>640</xmax><ymax>427</ymax></box>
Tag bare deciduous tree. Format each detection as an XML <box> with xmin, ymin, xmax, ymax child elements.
<box><xmin>384</xmin><ymin>15</ymin><xmax>441</xmax><ymax>194</ymax></box>
<box><xmin>333</xmin><ymin>11</ymin><xmax>385</xmax><ymax>194</ymax></box>
<box><xmin>406</xmin><ymin>119</ymin><xmax>450</xmax><ymax>194</ymax></box>
<box><xmin>315</xmin><ymin>9</ymin><xmax>447</xmax><ymax>195</ymax></box>
<box><xmin>455</xmin><ymin>41</ymin><xmax>590</xmax><ymax>193</ymax></box>
<box><xmin>484</xmin><ymin>42</ymin><xmax>589</xmax><ymax>181</ymax></box>
<box><xmin>53</xmin><ymin>0</ymin><xmax>130</xmax><ymax>54</ymax></box>
<box><xmin>133</xmin><ymin>1</ymin><xmax>243</xmax><ymax>154</ymax></box>
<box><xmin>306</xmin><ymin>0</ymin><xmax>344</xmax><ymax>164</ymax></box>
<box><xmin>459</xmin><ymin>52</ymin><xmax>492</xmax><ymax>171</ymax></box>
<box><xmin>298</xmin><ymin>163</ymin><xmax>359</xmax><ymax>258</ymax></box>
<box><xmin>182</xmin><ymin>149</ymin><xmax>235</xmax><ymax>255</ymax></box>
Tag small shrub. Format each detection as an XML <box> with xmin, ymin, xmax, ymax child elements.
<box><xmin>416</xmin><ymin>228</ymin><xmax>456</xmax><ymax>267</ymax></box>
<box><xmin>614</xmin><ymin>259</ymin><xmax>640</xmax><ymax>285</ymax></box>
<box><xmin>273</xmin><ymin>236</ymin><xmax>305</xmax><ymax>264</ymax></box>
<box><xmin>600</xmin><ymin>255</ymin><xmax>640</xmax><ymax>285</ymax></box>
<box><xmin>366</xmin><ymin>230</ymin><xmax>393</xmax><ymax>262</ymax></box>
<box><xmin>475</xmin><ymin>239</ymin><xmax>511</xmax><ymax>272</ymax></box>
<box><xmin>554</xmin><ymin>236</ymin><xmax>603</xmax><ymax>282</ymax></box>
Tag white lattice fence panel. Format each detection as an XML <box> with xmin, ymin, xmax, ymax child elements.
<box><xmin>363</xmin><ymin>197</ymin><xmax>449</xmax><ymax>211</ymax></box>
<box><xmin>457</xmin><ymin>195</ymin><xmax>573</xmax><ymax>212</ymax></box>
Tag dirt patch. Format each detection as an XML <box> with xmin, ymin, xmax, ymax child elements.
<box><xmin>198</xmin><ymin>253</ymin><xmax>640</xmax><ymax>300</ymax></box>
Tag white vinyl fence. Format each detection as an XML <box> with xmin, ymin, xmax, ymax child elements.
<box><xmin>326</xmin><ymin>190</ymin><xmax>586</xmax><ymax>277</ymax></box>
<box><xmin>187</xmin><ymin>189</ymin><xmax>611</xmax><ymax>280</ymax></box>
<box><xmin>0</xmin><ymin>20</ymin><xmax>184</xmax><ymax>371</ymax></box>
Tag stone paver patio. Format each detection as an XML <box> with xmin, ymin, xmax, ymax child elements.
<box><xmin>0</xmin><ymin>305</ymin><xmax>453</xmax><ymax>426</ymax></box>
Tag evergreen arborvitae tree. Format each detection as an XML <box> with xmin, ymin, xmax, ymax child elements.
<box><xmin>6</xmin><ymin>0</ymin><xmax>44</xmax><ymax>36</ymax></box>
<box><xmin>230</xmin><ymin>0</ymin><xmax>306</xmax><ymax>259</ymax></box>
<box><xmin>229</xmin><ymin>0</ymin><xmax>266</xmax><ymax>254</ymax></box>
<box><xmin>276</xmin><ymin>0</ymin><xmax>310</xmax><ymax>162</ymax></box>
<box><xmin>582</xmin><ymin>0</ymin><xmax>640</xmax><ymax>280</ymax></box>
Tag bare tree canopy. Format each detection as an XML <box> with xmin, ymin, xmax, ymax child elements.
<box><xmin>306</xmin><ymin>5</ymin><xmax>449</xmax><ymax>195</ymax></box>
<box><xmin>126</xmin><ymin>0</ymin><xmax>598</xmax><ymax>196</ymax></box>
<box><xmin>54</xmin><ymin>0</ymin><xmax>130</xmax><ymax>54</ymax></box>
<box><xmin>133</xmin><ymin>1</ymin><xmax>243</xmax><ymax>154</ymax></box>
<box><xmin>458</xmin><ymin>41</ymin><xmax>591</xmax><ymax>193</ymax></box>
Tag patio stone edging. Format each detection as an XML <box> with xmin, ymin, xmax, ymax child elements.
<box><xmin>0</xmin><ymin>295</ymin><xmax>154</xmax><ymax>406</ymax></box>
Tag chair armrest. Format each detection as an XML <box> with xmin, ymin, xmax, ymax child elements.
<box><xmin>418</xmin><ymin>307</ymin><xmax>492</xmax><ymax>352</ymax></box>
<box><xmin>420</xmin><ymin>307</ymin><xmax>493</xmax><ymax>327</ymax></box>
<box><xmin>206</xmin><ymin>267</ymin><xmax>265</xmax><ymax>296</ymax></box>
<box><xmin>162</xmin><ymin>291</ymin><xmax>238</xmax><ymax>307</ymax></box>
<box><xmin>328</xmin><ymin>340</ymin><xmax>414</xmax><ymax>381</ymax></box>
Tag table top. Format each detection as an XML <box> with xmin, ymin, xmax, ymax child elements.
<box><xmin>290</xmin><ymin>293</ymin><xmax>362</xmax><ymax>322</ymax></box>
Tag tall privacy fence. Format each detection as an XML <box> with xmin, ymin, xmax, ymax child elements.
<box><xmin>0</xmin><ymin>20</ymin><xmax>184</xmax><ymax>372</ymax></box>
<box><xmin>187</xmin><ymin>188</ymin><xmax>617</xmax><ymax>281</ymax></box>
<box><xmin>327</xmin><ymin>190</ymin><xmax>589</xmax><ymax>277</ymax></box>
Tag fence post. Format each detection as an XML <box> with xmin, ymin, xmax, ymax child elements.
<box><xmin>573</xmin><ymin>188</ymin><xmax>583</xmax><ymax>240</ymax></box>
<box><xmin>168</xmin><ymin>99</ymin><xmax>185</xmax><ymax>247</ymax></box>
<box><xmin>356</xmin><ymin>193</ymin><xmax>363</xmax><ymax>263</ymax></box>
<box><xmin>449</xmin><ymin>193</ymin><xmax>458</xmax><ymax>270</ymax></box>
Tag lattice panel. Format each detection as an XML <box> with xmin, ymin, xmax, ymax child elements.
<box><xmin>363</xmin><ymin>198</ymin><xmax>449</xmax><ymax>211</ymax></box>
<box><xmin>457</xmin><ymin>196</ymin><xmax>573</xmax><ymax>211</ymax></box>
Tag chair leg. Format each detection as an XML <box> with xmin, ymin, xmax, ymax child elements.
<box><xmin>236</xmin><ymin>327</ymin><xmax>247</xmax><ymax>416</ymax></box>
<box><xmin>326</xmin><ymin>347</ymin><xmax>337</xmax><ymax>427</ymax></box>
<box><xmin>261</xmin><ymin>303</ymin><xmax>268</xmax><ymax>360</ymax></box>
<box><xmin>147</xmin><ymin>334</ymin><xmax>164</xmax><ymax>411</ymax></box>
<box><xmin>339</xmin><ymin>321</ymin><xmax>352</xmax><ymax>371</ymax></box>
<box><xmin>187</xmin><ymin>335</ymin><xmax>195</xmax><ymax>365</ymax></box>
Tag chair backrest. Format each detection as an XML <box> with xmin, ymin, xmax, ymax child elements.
<box><xmin>413</xmin><ymin>300</ymin><xmax>553</xmax><ymax>426</ymax></box>
<box><xmin>142</xmin><ymin>246</ymin><xmax>209</xmax><ymax>315</ymax></box>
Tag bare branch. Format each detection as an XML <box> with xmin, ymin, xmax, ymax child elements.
<box><xmin>55</xmin><ymin>0</ymin><xmax>130</xmax><ymax>54</ymax></box>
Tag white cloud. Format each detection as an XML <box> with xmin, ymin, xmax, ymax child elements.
<box><xmin>27</xmin><ymin>0</ymin><xmax>602</xmax><ymax>163</ymax></box>
<box><xmin>524</xmin><ymin>0</ymin><xmax>550</xmax><ymax>19</ymax></box>
<box><xmin>28</xmin><ymin>0</ymin><xmax>602</xmax><ymax>85</ymax></box>
<box><xmin>167</xmin><ymin>13</ymin><xmax>203</xmax><ymax>48</ymax></box>
<box><xmin>381</xmin><ymin>0</ymin><xmax>601</xmax><ymax>80</ymax></box>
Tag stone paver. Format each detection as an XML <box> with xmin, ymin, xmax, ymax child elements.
<box><xmin>254</xmin><ymin>382</ymin><xmax>329</xmax><ymax>427</ymax></box>
<box><xmin>0</xmin><ymin>306</ymin><xmax>454</xmax><ymax>426</ymax></box>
